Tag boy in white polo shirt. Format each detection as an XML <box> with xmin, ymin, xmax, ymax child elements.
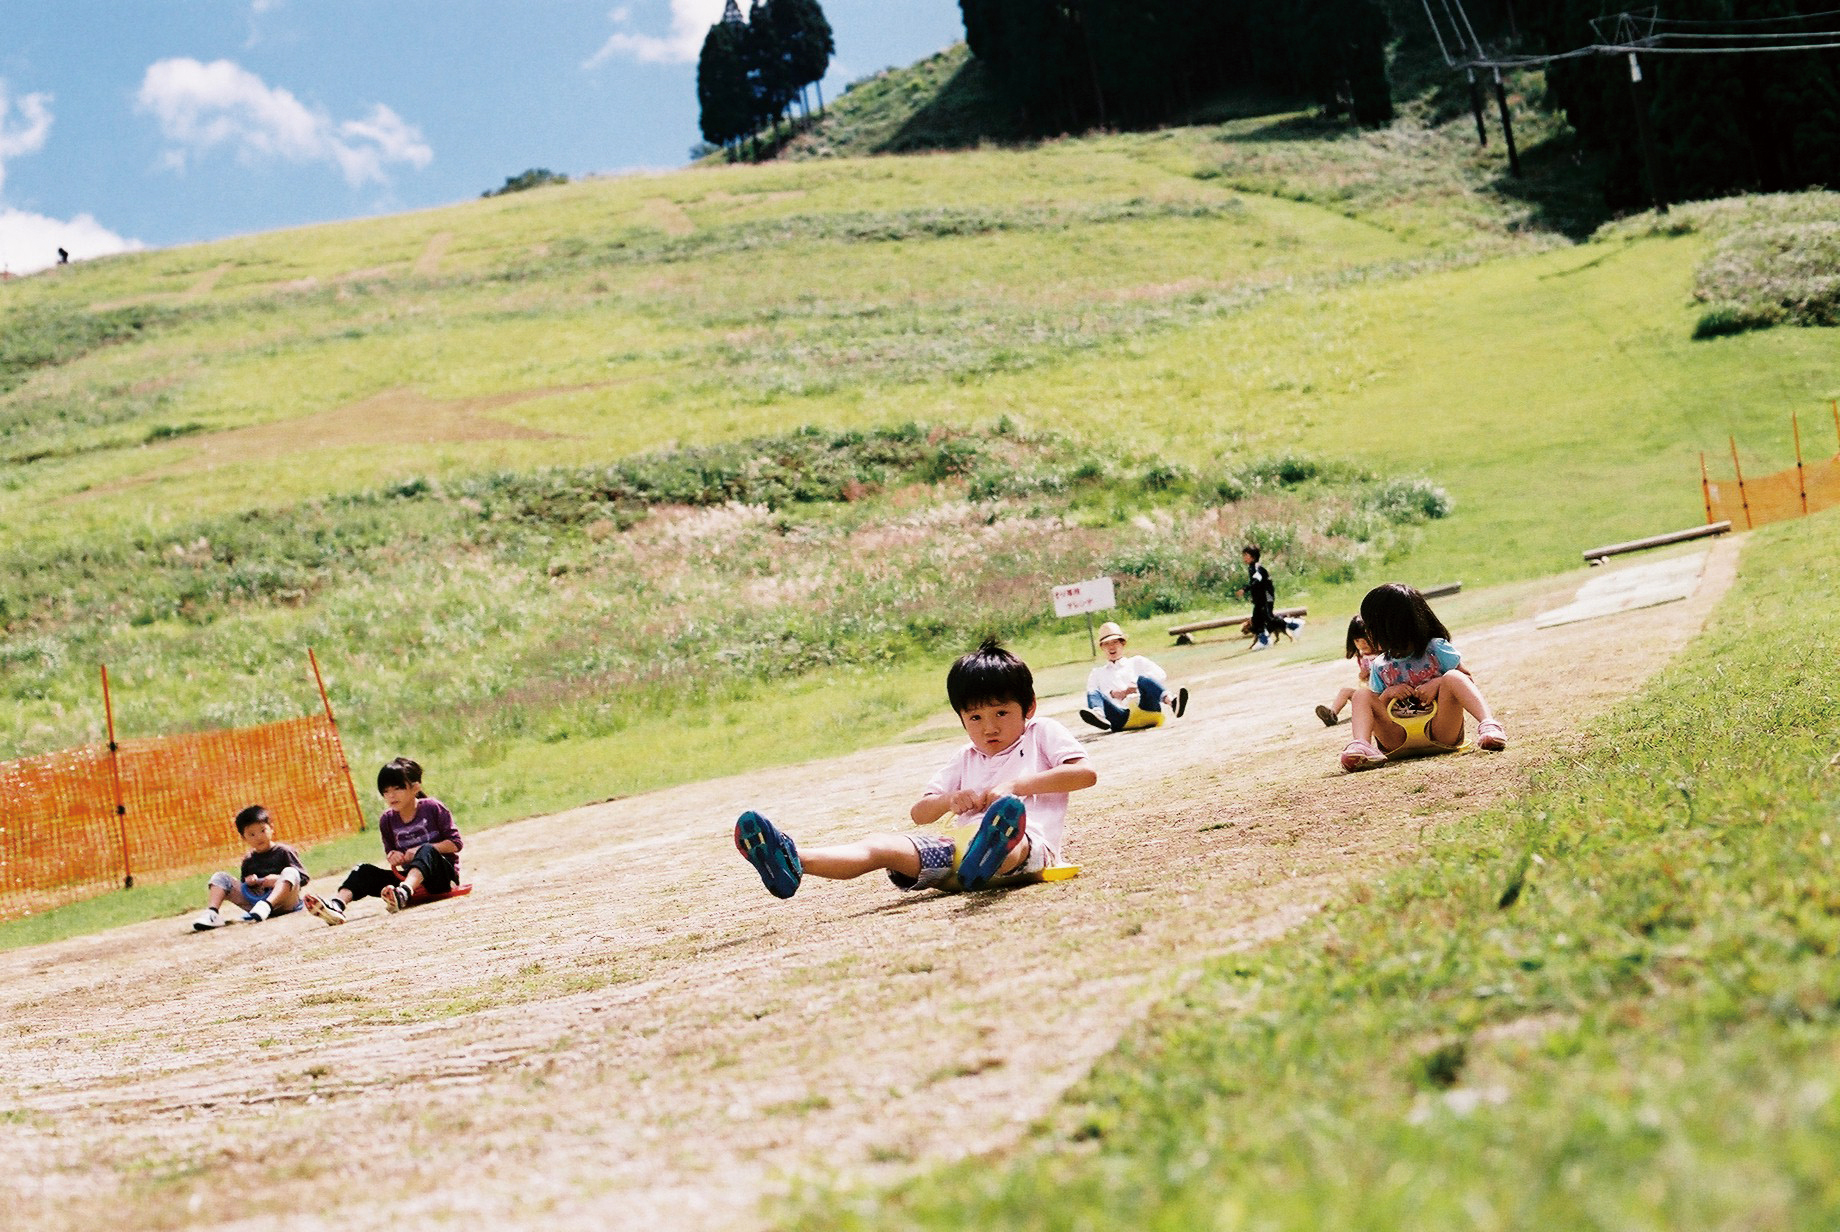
<box><xmin>1080</xmin><ymin>620</ymin><xmax>1188</xmax><ymax>732</ymax></box>
<box><xmin>734</xmin><ymin>639</ymin><xmax>1097</xmax><ymax>896</ymax></box>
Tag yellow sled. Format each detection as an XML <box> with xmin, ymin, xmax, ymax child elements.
<box><xmin>1385</xmin><ymin>697</ymin><xmax>1468</xmax><ymax>759</ymax></box>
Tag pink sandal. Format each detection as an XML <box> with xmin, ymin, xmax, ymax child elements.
<box><xmin>1477</xmin><ymin>720</ymin><xmax>1507</xmax><ymax>752</ymax></box>
<box><xmin>1340</xmin><ymin>740</ymin><xmax>1387</xmax><ymax>772</ymax></box>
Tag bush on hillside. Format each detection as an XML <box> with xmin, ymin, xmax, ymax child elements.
<box><xmin>1692</xmin><ymin>220</ymin><xmax>1840</xmax><ymax>338</ymax></box>
<box><xmin>482</xmin><ymin>169</ymin><xmax>568</xmax><ymax>198</ymax></box>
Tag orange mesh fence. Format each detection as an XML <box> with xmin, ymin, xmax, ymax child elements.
<box><xmin>1705</xmin><ymin>412</ymin><xmax>1840</xmax><ymax>531</ymax></box>
<box><xmin>1708</xmin><ymin>453</ymin><xmax>1840</xmax><ymax>529</ymax></box>
<box><xmin>0</xmin><ymin>713</ymin><xmax>363</xmax><ymax>922</ymax></box>
<box><xmin>0</xmin><ymin>746</ymin><xmax>121</xmax><ymax>919</ymax></box>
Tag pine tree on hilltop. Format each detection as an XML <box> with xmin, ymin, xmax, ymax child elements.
<box><xmin>773</xmin><ymin>0</ymin><xmax>835</xmax><ymax>116</ymax></box>
<box><xmin>697</xmin><ymin>13</ymin><xmax>752</xmax><ymax>154</ymax></box>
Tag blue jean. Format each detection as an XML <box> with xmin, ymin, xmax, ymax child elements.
<box><xmin>1090</xmin><ymin>676</ymin><xmax>1165</xmax><ymax>731</ymax></box>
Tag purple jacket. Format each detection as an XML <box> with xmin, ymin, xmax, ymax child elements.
<box><xmin>379</xmin><ymin>798</ymin><xmax>464</xmax><ymax>875</ymax></box>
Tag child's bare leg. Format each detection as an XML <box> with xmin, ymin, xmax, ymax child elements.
<box><xmin>801</xmin><ymin>833</ymin><xmax>922</xmax><ymax>881</ymax></box>
<box><xmin>1434</xmin><ymin>670</ymin><xmax>1493</xmax><ymax>721</ymax></box>
<box><xmin>1331</xmin><ymin>686</ymin><xmax>1354</xmax><ymax>716</ymax></box>
<box><xmin>265</xmin><ymin>869</ymin><xmax>302</xmax><ymax>913</ymax></box>
<box><xmin>205</xmin><ymin>874</ymin><xmax>238</xmax><ymax>911</ymax></box>
<box><xmin>1351</xmin><ymin>689</ymin><xmax>1406</xmax><ymax>751</ymax></box>
<box><xmin>400</xmin><ymin>864</ymin><xmax>425</xmax><ymax>895</ymax></box>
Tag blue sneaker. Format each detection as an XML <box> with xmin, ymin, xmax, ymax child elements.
<box><xmin>958</xmin><ymin>796</ymin><xmax>1028</xmax><ymax>891</ymax></box>
<box><xmin>735</xmin><ymin>811</ymin><xmax>802</xmax><ymax>899</ymax></box>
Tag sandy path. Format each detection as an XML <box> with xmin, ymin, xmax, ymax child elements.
<box><xmin>0</xmin><ymin>544</ymin><xmax>1738</xmax><ymax>1230</ymax></box>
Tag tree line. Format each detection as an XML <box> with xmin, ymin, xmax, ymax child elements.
<box><xmin>1520</xmin><ymin>0</ymin><xmax>1840</xmax><ymax>209</ymax></box>
<box><xmin>957</xmin><ymin>0</ymin><xmax>1395</xmax><ymax>133</ymax></box>
<box><xmin>698</xmin><ymin>0</ymin><xmax>834</xmax><ymax>157</ymax></box>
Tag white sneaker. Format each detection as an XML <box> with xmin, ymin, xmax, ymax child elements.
<box><xmin>304</xmin><ymin>893</ymin><xmax>346</xmax><ymax>926</ymax></box>
<box><xmin>1249</xmin><ymin>638</ymin><xmax>1271</xmax><ymax>652</ymax></box>
<box><xmin>1287</xmin><ymin>618</ymin><xmax>1306</xmax><ymax>634</ymax></box>
<box><xmin>192</xmin><ymin>908</ymin><xmax>225</xmax><ymax>931</ymax></box>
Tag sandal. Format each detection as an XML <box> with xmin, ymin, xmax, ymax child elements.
<box><xmin>382</xmin><ymin>883</ymin><xmax>410</xmax><ymax>914</ymax></box>
<box><xmin>1340</xmin><ymin>740</ymin><xmax>1387</xmax><ymax>772</ymax></box>
<box><xmin>1315</xmin><ymin>704</ymin><xmax>1340</xmax><ymax>727</ymax></box>
<box><xmin>1477</xmin><ymin>719</ymin><xmax>1507</xmax><ymax>752</ymax></box>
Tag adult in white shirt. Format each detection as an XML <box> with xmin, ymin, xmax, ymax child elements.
<box><xmin>1080</xmin><ymin>621</ymin><xmax>1188</xmax><ymax>731</ymax></box>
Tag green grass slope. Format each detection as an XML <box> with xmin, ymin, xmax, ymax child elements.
<box><xmin>799</xmin><ymin>510</ymin><xmax>1840</xmax><ymax>1232</ymax></box>
<box><xmin>2</xmin><ymin>90</ymin><xmax>1835</xmax><ymax>925</ymax></box>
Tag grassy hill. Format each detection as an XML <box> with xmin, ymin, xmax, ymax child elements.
<box><xmin>3</xmin><ymin>83</ymin><xmax>1836</xmax><ymax>864</ymax></box>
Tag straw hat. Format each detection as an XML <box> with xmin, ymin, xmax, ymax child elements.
<box><xmin>1096</xmin><ymin>621</ymin><xmax>1127</xmax><ymax>644</ymax></box>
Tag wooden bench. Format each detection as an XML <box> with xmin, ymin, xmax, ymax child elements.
<box><xmin>1166</xmin><ymin>583</ymin><xmax>1463</xmax><ymax>644</ymax></box>
<box><xmin>1582</xmin><ymin>522</ymin><xmax>1730</xmax><ymax>564</ymax></box>
<box><xmin>1168</xmin><ymin>606</ymin><xmax>1306</xmax><ymax>645</ymax></box>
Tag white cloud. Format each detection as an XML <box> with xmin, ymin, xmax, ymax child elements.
<box><xmin>136</xmin><ymin>58</ymin><xmax>432</xmax><ymax>187</ymax></box>
<box><xmin>0</xmin><ymin>83</ymin><xmax>54</xmax><ymax>196</ymax></box>
<box><xmin>585</xmin><ymin>0</ymin><xmax>729</xmax><ymax>67</ymax></box>
<box><xmin>0</xmin><ymin>208</ymin><xmax>143</xmax><ymax>276</ymax></box>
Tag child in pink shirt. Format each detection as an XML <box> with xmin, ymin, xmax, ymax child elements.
<box><xmin>735</xmin><ymin>639</ymin><xmax>1097</xmax><ymax>897</ymax></box>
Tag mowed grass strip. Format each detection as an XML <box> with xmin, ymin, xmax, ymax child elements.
<box><xmin>798</xmin><ymin>512</ymin><xmax>1840</xmax><ymax>1230</ymax></box>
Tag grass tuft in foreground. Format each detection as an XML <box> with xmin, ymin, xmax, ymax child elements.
<box><xmin>799</xmin><ymin>512</ymin><xmax>1840</xmax><ymax>1229</ymax></box>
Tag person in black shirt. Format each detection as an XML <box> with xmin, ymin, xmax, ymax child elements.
<box><xmin>1242</xmin><ymin>544</ymin><xmax>1303</xmax><ymax>651</ymax></box>
<box><xmin>192</xmin><ymin>805</ymin><xmax>310</xmax><ymax>930</ymax></box>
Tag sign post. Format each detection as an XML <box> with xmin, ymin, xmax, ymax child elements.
<box><xmin>1051</xmin><ymin>577</ymin><xmax>1117</xmax><ymax>656</ymax></box>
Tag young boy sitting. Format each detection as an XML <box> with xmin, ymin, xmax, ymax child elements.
<box><xmin>192</xmin><ymin>805</ymin><xmax>308</xmax><ymax>930</ymax></box>
<box><xmin>304</xmin><ymin>758</ymin><xmax>463</xmax><ymax>925</ymax></box>
<box><xmin>1080</xmin><ymin>620</ymin><xmax>1189</xmax><ymax>731</ymax></box>
<box><xmin>735</xmin><ymin>638</ymin><xmax>1097</xmax><ymax>897</ymax></box>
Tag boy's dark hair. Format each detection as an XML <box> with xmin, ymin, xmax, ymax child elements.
<box><xmin>1344</xmin><ymin>615</ymin><xmax>1371</xmax><ymax>659</ymax></box>
<box><xmin>1358</xmin><ymin>584</ymin><xmax>1451</xmax><ymax>660</ymax></box>
<box><xmin>946</xmin><ymin>638</ymin><xmax>1035</xmax><ymax>714</ymax></box>
<box><xmin>1242</xmin><ymin>544</ymin><xmax>1261</xmax><ymax>562</ymax></box>
<box><xmin>377</xmin><ymin>757</ymin><xmax>426</xmax><ymax>796</ymax></box>
<box><xmin>234</xmin><ymin>804</ymin><xmax>270</xmax><ymax>834</ymax></box>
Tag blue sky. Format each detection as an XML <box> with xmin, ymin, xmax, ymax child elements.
<box><xmin>0</xmin><ymin>0</ymin><xmax>965</xmax><ymax>274</ymax></box>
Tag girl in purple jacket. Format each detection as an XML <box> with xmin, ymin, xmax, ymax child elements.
<box><xmin>304</xmin><ymin>758</ymin><xmax>463</xmax><ymax>925</ymax></box>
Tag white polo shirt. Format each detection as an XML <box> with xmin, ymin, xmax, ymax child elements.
<box><xmin>923</xmin><ymin>717</ymin><xmax>1087</xmax><ymax>864</ymax></box>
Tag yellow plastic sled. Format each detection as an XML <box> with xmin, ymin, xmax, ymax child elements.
<box><xmin>1119</xmin><ymin>705</ymin><xmax>1165</xmax><ymax>731</ymax></box>
<box><xmin>939</xmin><ymin>817</ymin><xmax>1082</xmax><ymax>890</ymax></box>
<box><xmin>1384</xmin><ymin>697</ymin><xmax>1468</xmax><ymax>759</ymax></box>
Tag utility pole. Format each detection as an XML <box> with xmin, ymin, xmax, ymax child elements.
<box><xmin>1492</xmin><ymin>67</ymin><xmax>1521</xmax><ymax>177</ymax></box>
<box><xmin>1467</xmin><ymin>69</ymin><xmax>1488</xmax><ymax>146</ymax></box>
<box><xmin>1625</xmin><ymin>52</ymin><xmax>1669</xmax><ymax>214</ymax></box>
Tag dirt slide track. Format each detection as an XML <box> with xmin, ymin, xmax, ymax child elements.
<box><xmin>0</xmin><ymin>545</ymin><xmax>1739</xmax><ymax>1231</ymax></box>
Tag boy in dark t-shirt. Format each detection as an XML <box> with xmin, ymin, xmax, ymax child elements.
<box><xmin>304</xmin><ymin>758</ymin><xmax>463</xmax><ymax>926</ymax></box>
<box><xmin>192</xmin><ymin>805</ymin><xmax>309</xmax><ymax>930</ymax></box>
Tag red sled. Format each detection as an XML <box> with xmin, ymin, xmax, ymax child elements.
<box><xmin>408</xmin><ymin>883</ymin><xmax>473</xmax><ymax>906</ymax></box>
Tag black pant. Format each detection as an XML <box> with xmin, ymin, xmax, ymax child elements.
<box><xmin>340</xmin><ymin>844</ymin><xmax>457</xmax><ymax>900</ymax></box>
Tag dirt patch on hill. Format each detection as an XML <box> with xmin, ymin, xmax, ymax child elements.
<box><xmin>63</xmin><ymin>383</ymin><xmax>615</xmax><ymax>502</ymax></box>
<box><xmin>0</xmin><ymin>543</ymin><xmax>1740</xmax><ymax>1230</ymax></box>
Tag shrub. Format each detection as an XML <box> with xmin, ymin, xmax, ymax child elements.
<box><xmin>1364</xmin><ymin>478</ymin><xmax>1452</xmax><ymax>523</ymax></box>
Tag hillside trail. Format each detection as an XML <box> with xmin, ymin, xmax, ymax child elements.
<box><xmin>0</xmin><ymin>542</ymin><xmax>1739</xmax><ymax>1231</ymax></box>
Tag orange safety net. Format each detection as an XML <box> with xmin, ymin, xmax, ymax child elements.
<box><xmin>1707</xmin><ymin>451</ymin><xmax>1840</xmax><ymax>530</ymax></box>
<box><xmin>0</xmin><ymin>714</ymin><xmax>362</xmax><ymax>922</ymax></box>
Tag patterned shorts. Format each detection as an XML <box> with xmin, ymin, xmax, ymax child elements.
<box><xmin>886</xmin><ymin>830</ymin><xmax>1051</xmax><ymax>893</ymax></box>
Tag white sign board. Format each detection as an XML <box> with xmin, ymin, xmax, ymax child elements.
<box><xmin>1051</xmin><ymin>576</ymin><xmax>1116</xmax><ymax>619</ymax></box>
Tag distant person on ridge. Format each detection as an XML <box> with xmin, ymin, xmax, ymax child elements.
<box><xmin>304</xmin><ymin>758</ymin><xmax>464</xmax><ymax>924</ymax></box>
<box><xmin>1080</xmin><ymin>620</ymin><xmax>1188</xmax><ymax>731</ymax></box>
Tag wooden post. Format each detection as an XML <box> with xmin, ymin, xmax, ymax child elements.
<box><xmin>1700</xmin><ymin>452</ymin><xmax>1714</xmax><ymax>524</ymax></box>
<box><xmin>1492</xmin><ymin>68</ymin><xmax>1521</xmax><ymax>177</ymax></box>
<box><xmin>100</xmin><ymin>666</ymin><xmax>133</xmax><ymax>889</ymax></box>
<box><xmin>309</xmin><ymin>649</ymin><xmax>368</xmax><ymax>832</ymax></box>
<box><xmin>1468</xmin><ymin>70</ymin><xmax>1488</xmax><ymax>147</ymax></box>
<box><xmin>1729</xmin><ymin>435</ymin><xmax>1752</xmax><ymax>530</ymax></box>
<box><xmin>1794</xmin><ymin>413</ymin><xmax>1808</xmax><ymax>516</ymax></box>
<box><xmin>1626</xmin><ymin>53</ymin><xmax>1668</xmax><ymax>215</ymax></box>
